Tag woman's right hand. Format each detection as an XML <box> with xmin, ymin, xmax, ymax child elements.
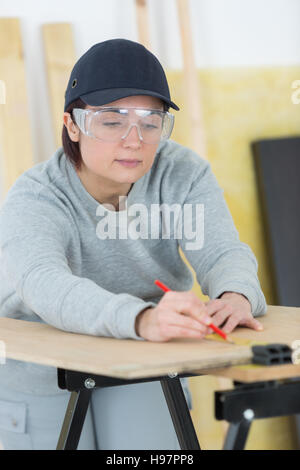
<box><xmin>135</xmin><ymin>290</ymin><xmax>212</xmax><ymax>342</ymax></box>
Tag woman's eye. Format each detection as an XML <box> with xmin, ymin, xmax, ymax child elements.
<box><xmin>143</xmin><ymin>124</ymin><xmax>158</xmax><ymax>130</ymax></box>
<box><xmin>102</xmin><ymin>121</ymin><xmax>122</xmax><ymax>126</ymax></box>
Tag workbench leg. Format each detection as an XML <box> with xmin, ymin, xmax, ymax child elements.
<box><xmin>56</xmin><ymin>389</ymin><xmax>92</xmax><ymax>450</ymax></box>
<box><xmin>223</xmin><ymin>418</ymin><xmax>252</xmax><ymax>450</ymax></box>
<box><xmin>160</xmin><ymin>377</ymin><xmax>201</xmax><ymax>450</ymax></box>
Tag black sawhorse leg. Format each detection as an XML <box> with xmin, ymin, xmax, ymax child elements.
<box><xmin>222</xmin><ymin>416</ymin><xmax>253</xmax><ymax>450</ymax></box>
<box><xmin>161</xmin><ymin>376</ymin><xmax>200</xmax><ymax>449</ymax></box>
<box><xmin>215</xmin><ymin>378</ymin><xmax>300</xmax><ymax>450</ymax></box>
<box><xmin>56</xmin><ymin>369</ymin><xmax>200</xmax><ymax>450</ymax></box>
<box><xmin>56</xmin><ymin>389</ymin><xmax>92</xmax><ymax>450</ymax></box>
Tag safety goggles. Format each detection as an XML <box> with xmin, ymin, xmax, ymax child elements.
<box><xmin>72</xmin><ymin>107</ymin><xmax>175</xmax><ymax>144</ymax></box>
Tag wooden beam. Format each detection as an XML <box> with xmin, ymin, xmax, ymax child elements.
<box><xmin>176</xmin><ymin>0</ymin><xmax>207</xmax><ymax>158</ymax></box>
<box><xmin>42</xmin><ymin>23</ymin><xmax>76</xmax><ymax>148</ymax></box>
<box><xmin>0</xmin><ymin>18</ymin><xmax>34</xmax><ymax>199</ymax></box>
<box><xmin>135</xmin><ymin>0</ymin><xmax>151</xmax><ymax>49</ymax></box>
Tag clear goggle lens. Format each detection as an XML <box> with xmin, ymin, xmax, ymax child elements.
<box><xmin>72</xmin><ymin>107</ymin><xmax>174</xmax><ymax>144</ymax></box>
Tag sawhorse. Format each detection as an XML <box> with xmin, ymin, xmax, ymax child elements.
<box><xmin>56</xmin><ymin>369</ymin><xmax>200</xmax><ymax>450</ymax></box>
<box><xmin>56</xmin><ymin>369</ymin><xmax>300</xmax><ymax>450</ymax></box>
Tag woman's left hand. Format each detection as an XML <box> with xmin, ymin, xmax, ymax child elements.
<box><xmin>205</xmin><ymin>291</ymin><xmax>263</xmax><ymax>335</ymax></box>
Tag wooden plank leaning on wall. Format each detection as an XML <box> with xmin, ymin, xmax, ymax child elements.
<box><xmin>0</xmin><ymin>18</ymin><xmax>34</xmax><ymax>200</ymax></box>
<box><xmin>42</xmin><ymin>23</ymin><xmax>76</xmax><ymax>149</ymax></box>
<box><xmin>176</xmin><ymin>0</ymin><xmax>207</xmax><ymax>158</ymax></box>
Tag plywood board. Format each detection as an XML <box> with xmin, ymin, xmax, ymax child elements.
<box><xmin>0</xmin><ymin>305</ymin><xmax>299</xmax><ymax>380</ymax></box>
<box><xmin>197</xmin><ymin>363</ymin><xmax>300</xmax><ymax>383</ymax></box>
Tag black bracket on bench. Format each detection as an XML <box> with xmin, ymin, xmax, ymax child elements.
<box><xmin>215</xmin><ymin>378</ymin><xmax>300</xmax><ymax>450</ymax></box>
<box><xmin>252</xmin><ymin>344</ymin><xmax>292</xmax><ymax>366</ymax></box>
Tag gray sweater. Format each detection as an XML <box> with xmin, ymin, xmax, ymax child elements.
<box><xmin>0</xmin><ymin>139</ymin><xmax>267</xmax><ymax>394</ymax></box>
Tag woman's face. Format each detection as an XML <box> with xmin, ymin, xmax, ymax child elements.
<box><xmin>65</xmin><ymin>95</ymin><xmax>164</xmax><ymax>188</ymax></box>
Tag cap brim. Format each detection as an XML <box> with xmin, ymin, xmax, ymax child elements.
<box><xmin>80</xmin><ymin>88</ymin><xmax>180</xmax><ymax>111</ymax></box>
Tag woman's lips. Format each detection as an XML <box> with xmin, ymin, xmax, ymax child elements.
<box><xmin>116</xmin><ymin>160</ymin><xmax>141</xmax><ymax>168</ymax></box>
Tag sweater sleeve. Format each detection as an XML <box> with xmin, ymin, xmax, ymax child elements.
<box><xmin>177</xmin><ymin>161</ymin><xmax>267</xmax><ymax>317</ymax></box>
<box><xmin>0</xmin><ymin>188</ymin><xmax>155</xmax><ymax>340</ymax></box>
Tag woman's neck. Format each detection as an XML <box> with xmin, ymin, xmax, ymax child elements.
<box><xmin>75</xmin><ymin>166</ymin><xmax>133</xmax><ymax>210</ymax></box>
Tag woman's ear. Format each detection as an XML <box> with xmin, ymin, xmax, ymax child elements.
<box><xmin>63</xmin><ymin>112</ymin><xmax>80</xmax><ymax>142</ymax></box>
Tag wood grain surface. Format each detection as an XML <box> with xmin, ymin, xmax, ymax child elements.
<box><xmin>0</xmin><ymin>305</ymin><xmax>299</xmax><ymax>380</ymax></box>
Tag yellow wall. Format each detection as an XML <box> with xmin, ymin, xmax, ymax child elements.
<box><xmin>166</xmin><ymin>66</ymin><xmax>300</xmax><ymax>449</ymax></box>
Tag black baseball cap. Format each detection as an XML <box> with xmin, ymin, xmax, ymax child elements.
<box><xmin>64</xmin><ymin>38</ymin><xmax>179</xmax><ymax>112</ymax></box>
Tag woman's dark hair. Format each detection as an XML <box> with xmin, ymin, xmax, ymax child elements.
<box><xmin>62</xmin><ymin>98</ymin><xmax>170</xmax><ymax>171</ymax></box>
<box><xmin>62</xmin><ymin>97</ymin><xmax>87</xmax><ymax>171</ymax></box>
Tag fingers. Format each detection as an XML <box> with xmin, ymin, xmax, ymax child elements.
<box><xmin>242</xmin><ymin>317</ymin><xmax>264</xmax><ymax>331</ymax></box>
<box><xmin>221</xmin><ymin>314</ymin><xmax>240</xmax><ymax>334</ymax></box>
<box><xmin>166</xmin><ymin>311</ymin><xmax>210</xmax><ymax>336</ymax></box>
<box><xmin>207</xmin><ymin>304</ymin><xmax>264</xmax><ymax>334</ymax></box>
<box><xmin>161</xmin><ymin>291</ymin><xmax>211</xmax><ymax>327</ymax></box>
<box><xmin>163</xmin><ymin>325</ymin><xmax>208</xmax><ymax>339</ymax></box>
<box><xmin>152</xmin><ymin>289</ymin><xmax>264</xmax><ymax>341</ymax></box>
<box><xmin>207</xmin><ymin>306</ymin><xmax>237</xmax><ymax>334</ymax></box>
<box><xmin>206</xmin><ymin>303</ymin><xmax>232</xmax><ymax>328</ymax></box>
<box><xmin>222</xmin><ymin>316</ymin><xmax>263</xmax><ymax>334</ymax></box>
<box><xmin>205</xmin><ymin>299</ymin><xmax>226</xmax><ymax>317</ymax></box>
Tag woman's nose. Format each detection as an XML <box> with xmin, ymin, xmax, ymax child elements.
<box><xmin>121</xmin><ymin>123</ymin><xmax>143</xmax><ymax>146</ymax></box>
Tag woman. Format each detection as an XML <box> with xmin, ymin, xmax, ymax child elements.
<box><xmin>0</xmin><ymin>39</ymin><xmax>266</xmax><ymax>449</ymax></box>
